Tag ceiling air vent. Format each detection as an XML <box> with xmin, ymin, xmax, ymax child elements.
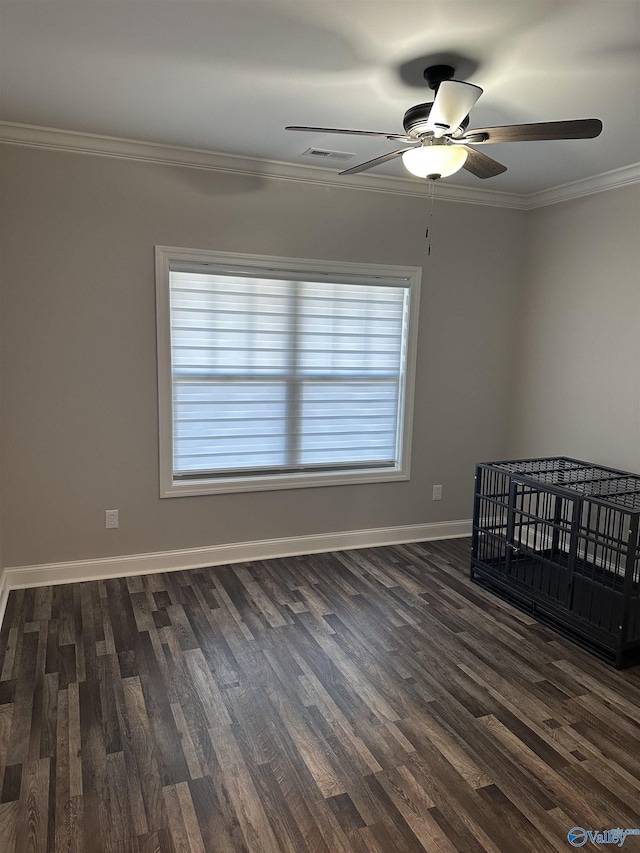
<box><xmin>301</xmin><ymin>148</ymin><xmax>355</xmax><ymax>162</ymax></box>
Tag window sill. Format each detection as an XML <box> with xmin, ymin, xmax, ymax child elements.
<box><xmin>161</xmin><ymin>466</ymin><xmax>410</xmax><ymax>497</ymax></box>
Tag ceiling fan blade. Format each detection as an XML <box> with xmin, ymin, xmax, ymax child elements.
<box><xmin>461</xmin><ymin>146</ymin><xmax>507</xmax><ymax>179</ymax></box>
<box><xmin>339</xmin><ymin>148</ymin><xmax>410</xmax><ymax>176</ymax></box>
<box><xmin>286</xmin><ymin>126</ymin><xmax>415</xmax><ymax>143</ymax></box>
<box><xmin>461</xmin><ymin>118</ymin><xmax>603</xmax><ymax>144</ymax></box>
<box><xmin>426</xmin><ymin>80</ymin><xmax>483</xmax><ymax>138</ymax></box>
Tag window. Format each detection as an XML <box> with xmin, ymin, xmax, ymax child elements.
<box><xmin>156</xmin><ymin>247</ymin><xmax>420</xmax><ymax>496</ymax></box>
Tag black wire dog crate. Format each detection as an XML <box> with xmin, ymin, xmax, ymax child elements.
<box><xmin>471</xmin><ymin>457</ymin><xmax>640</xmax><ymax>667</ymax></box>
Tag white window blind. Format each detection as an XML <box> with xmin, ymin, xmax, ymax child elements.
<box><xmin>169</xmin><ymin>269</ymin><xmax>409</xmax><ymax>481</ymax></box>
<box><xmin>156</xmin><ymin>248</ymin><xmax>420</xmax><ymax>496</ymax></box>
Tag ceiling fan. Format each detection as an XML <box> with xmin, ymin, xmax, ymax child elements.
<box><xmin>286</xmin><ymin>65</ymin><xmax>603</xmax><ymax>180</ymax></box>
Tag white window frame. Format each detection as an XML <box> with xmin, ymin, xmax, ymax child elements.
<box><xmin>155</xmin><ymin>246</ymin><xmax>421</xmax><ymax>497</ymax></box>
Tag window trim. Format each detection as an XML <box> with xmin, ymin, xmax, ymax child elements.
<box><xmin>156</xmin><ymin>246</ymin><xmax>421</xmax><ymax>497</ymax></box>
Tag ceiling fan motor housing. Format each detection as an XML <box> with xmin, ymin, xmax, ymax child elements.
<box><xmin>403</xmin><ymin>102</ymin><xmax>432</xmax><ymax>136</ymax></box>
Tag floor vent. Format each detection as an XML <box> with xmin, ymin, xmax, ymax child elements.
<box><xmin>301</xmin><ymin>148</ymin><xmax>355</xmax><ymax>161</ymax></box>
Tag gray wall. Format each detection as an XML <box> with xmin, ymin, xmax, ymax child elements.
<box><xmin>0</xmin><ymin>146</ymin><xmax>526</xmax><ymax>567</ymax></box>
<box><xmin>509</xmin><ymin>184</ymin><xmax>640</xmax><ymax>472</ymax></box>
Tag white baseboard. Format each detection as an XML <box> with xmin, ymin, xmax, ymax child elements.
<box><xmin>0</xmin><ymin>521</ymin><xmax>471</xmax><ymax>608</ymax></box>
<box><xmin>0</xmin><ymin>571</ymin><xmax>8</xmax><ymax>635</ymax></box>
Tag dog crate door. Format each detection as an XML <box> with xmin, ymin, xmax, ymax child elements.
<box><xmin>505</xmin><ymin>479</ymin><xmax>575</xmax><ymax>607</ymax></box>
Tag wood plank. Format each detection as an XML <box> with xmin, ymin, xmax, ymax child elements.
<box><xmin>0</xmin><ymin>800</ymin><xmax>18</xmax><ymax>851</ymax></box>
<box><xmin>208</xmin><ymin>725</ymin><xmax>282</xmax><ymax>853</ymax></box>
<box><xmin>122</xmin><ymin>676</ymin><xmax>168</xmax><ymax>833</ymax></box>
<box><xmin>16</xmin><ymin>756</ymin><xmax>50</xmax><ymax>853</ymax></box>
<box><xmin>188</xmin><ymin>775</ymin><xmax>243</xmax><ymax>853</ymax></box>
<box><xmin>0</xmin><ymin>702</ymin><xmax>14</xmax><ymax>794</ymax></box>
<box><xmin>175</xmin><ymin>781</ymin><xmax>206</xmax><ymax>853</ymax></box>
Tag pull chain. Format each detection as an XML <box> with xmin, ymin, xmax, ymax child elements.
<box><xmin>425</xmin><ymin>177</ymin><xmax>437</xmax><ymax>255</ymax></box>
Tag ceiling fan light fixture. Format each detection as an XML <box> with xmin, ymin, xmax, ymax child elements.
<box><xmin>401</xmin><ymin>144</ymin><xmax>468</xmax><ymax>179</ymax></box>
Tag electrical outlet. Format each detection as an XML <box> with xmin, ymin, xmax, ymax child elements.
<box><xmin>105</xmin><ymin>509</ymin><xmax>119</xmax><ymax>529</ymax></box>
<box><xmin>432</xmin><ymin>484</ymin><xmax>443</xmax><ymax>501</ymax></box>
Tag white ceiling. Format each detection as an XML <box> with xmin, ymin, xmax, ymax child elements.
<box><xmin>1</xmin><ymin>0</ymin><xmax>639</xmax><ymax>195</ymax></box>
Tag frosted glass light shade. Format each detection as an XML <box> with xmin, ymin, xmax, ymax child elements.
<box><xmin>402</xmin><ymin>145</ymin><xmax>468</xmax><ymax>179</ymax></box>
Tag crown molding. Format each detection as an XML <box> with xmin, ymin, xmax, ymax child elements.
<box><xmin>523</xmin><ymin>162</ymin><xmax>640</xmax><ymax>208</ymax></box>
<box><xmin>1</xmin><ymin>121</ymin><xmax>637</xmax><ymax>210</ymax></box>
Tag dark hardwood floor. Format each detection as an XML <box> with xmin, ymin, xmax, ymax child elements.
<box><xmin>1</xmin><ymin>537</ymin><xmax>640</xmax><ymax>852</ymax></box>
